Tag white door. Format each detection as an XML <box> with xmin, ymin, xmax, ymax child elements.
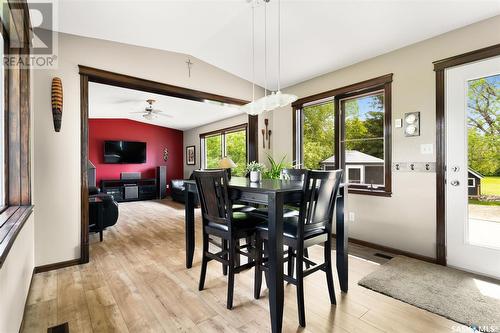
<box><xmin>446</xmin><ymin>56</ymin><xmax>500</xmax><ymax>279</ymax></box>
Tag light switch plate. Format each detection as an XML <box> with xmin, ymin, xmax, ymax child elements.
<box><xmin>395</xmin><ymin>119</ymin><xmax>402</xmax><ymax>128</ymax></box>
<box><xmin>420</xmin><ymin>144</ymin><xmax>433</xmax><ymax>155</ymax></box>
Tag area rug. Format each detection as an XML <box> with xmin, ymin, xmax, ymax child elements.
<box><xmin>358</xmin><ymin>256</ymin><xmax>500</xmax><ymax>332</ymax></box>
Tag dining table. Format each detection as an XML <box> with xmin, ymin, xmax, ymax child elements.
<box><xmin>183</xmin><ymin>177</ymin><xmax>348</xmax><ymax>333</ymax></box>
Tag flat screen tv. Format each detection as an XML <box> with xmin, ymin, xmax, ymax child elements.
<box><xmin>104</xmin><ymin>141</ymin><xmax>146</xmax><ymax>164</ymax></box>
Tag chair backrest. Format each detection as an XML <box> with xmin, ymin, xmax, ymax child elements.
<box><xmin>297</xmin><ymin>170</ymin><xmax>343</xmax><ymax>238</ymax></box>
<box><xmin>193</xmin><ymin>170</ymin><xmax>232</xmax><ymax>227</ymax></box>
<box><xmin>280</xmin><ymin>168</ymin><xmax>307</xmax><ymax>181</ymax></box>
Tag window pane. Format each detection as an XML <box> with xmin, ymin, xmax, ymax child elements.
<box><xmin>225</xmin><ymin>130</ymin><xmax>247</xmax><ymax>177</ymax></box>
<box><xmin>343</xmin><ymin>92</ymin><xmax>385</xmax><ymax>187</ymax></box>
<box><xmin>204</xmin><ymin>134</ymin><xmax>222</xmax><ymax>169</ymax></box>
<box><xmin>303</xmin><ymin>101</ymin><xmax>334</xmax><ymax>170</ymax></box>
<box><xmin>348</xmin><ymin>168</ymin><xmax>361</xmax><ymax>183</ymax></box>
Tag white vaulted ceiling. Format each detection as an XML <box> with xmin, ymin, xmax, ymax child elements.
<box><xmin>46</xmin><ymin>1</ymin><xmax>499</xmax><ymax>90</ymax></box>
<box><xmin>88</xmin><ymin>82</ymin><xmax>244</xmax><ymax>130</ymax></box>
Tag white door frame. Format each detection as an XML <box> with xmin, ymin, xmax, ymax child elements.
<box><xmin>434</xmin><ymin>44</ymin><xmax>500</xmax><ymax>266</ymax></box>
<box><xmin>444</xmin><ymin>56</ymin><xmax>500</xmax><ymax>278</ymax></box>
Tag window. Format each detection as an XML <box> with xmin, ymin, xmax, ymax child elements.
<box><xmin>293</xmin><ymin>74</ymin><xmax>392</xmax><ymax>196</ymax></box>
<box><xmin>468</xmin><ymin>178</ymin><xmax>475</xmax><ymax>188</ymax></box>
<box><xmin>200</xmin><ymin>124</ymin><xmax>248</xmax><ymax>176</ymax></box>
<box><xmin>340</xmin><ymin>91</ymin><xmax>386</xmax><ymax>189</ymax></box>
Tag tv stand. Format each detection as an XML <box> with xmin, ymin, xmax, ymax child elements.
<box><xmin>101</xmin><ymin>178</ymin><xmax>157</xmax><ymax>202</ymax></box>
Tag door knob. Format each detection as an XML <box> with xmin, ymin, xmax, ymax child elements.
<box><xmin>450</xmin><ymin>180</ymin><xmax>460</xmax><ymax>186</ymax></box>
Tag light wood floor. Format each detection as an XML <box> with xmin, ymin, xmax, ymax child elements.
<box><xmin>21</xmin><ymin>199</ymin><xmax>465</xmax><ymax>333</ymax></box>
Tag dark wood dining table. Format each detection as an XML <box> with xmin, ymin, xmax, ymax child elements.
<box><xmin>184</xmin><ymin>177</ymin><xmax>348</xmax><ymax>333</ymax></box>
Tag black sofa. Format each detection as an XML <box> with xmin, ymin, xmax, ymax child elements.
<box><xmin>171</xmin><ymin>173</ymin><xmax>199</xmax><ymax>205</ymax></box>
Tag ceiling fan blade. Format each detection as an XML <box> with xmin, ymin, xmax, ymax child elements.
<box><xmin>151</xmin><ymin>109</ymin><xmax>164</xmax><ymax>113</ymax></box>
<box><xmin>156</xmin><ymin>113</ymin><xmax>173</xmax><ymax>118</ymax></box>
<box><xmin>129</xmin><ymin>111</ymin><xmax>146</xmax><ymax>114</ymax></box>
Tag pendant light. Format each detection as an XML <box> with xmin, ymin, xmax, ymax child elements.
<box><xmin>241</xmin><ymin>0</ymin><xmax>297</xmax><ymax>115</ymax></box>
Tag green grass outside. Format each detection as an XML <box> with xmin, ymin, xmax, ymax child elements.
<box><xmin>468</xmin><ymin>176</ymin><xmax>500</xmax><ymax>206</ymax></box>
<box><xmin>481</xmin><ymin>176</ymin><xmax>500</xmax><ymax>196</ymax></box>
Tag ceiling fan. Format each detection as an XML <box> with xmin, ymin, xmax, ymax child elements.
<box><xmin>130</xmin><ymin>99</ymin><xmax>172</xmax><ymax>120</ymax></box>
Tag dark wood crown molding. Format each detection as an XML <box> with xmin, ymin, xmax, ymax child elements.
<box><xmin>78</xmin><ymin>65</ymin><xmax>249</xmax><ymax>106</ymax></box>
<box><xmin>433</xmin><ymin>43</ymin><xmax>500</xmax><ymax>71</ymax></box>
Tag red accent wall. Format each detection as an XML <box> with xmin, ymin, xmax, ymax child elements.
<box><xmin>89</xmin><ymin>119</ymin><xmax>183</xmax><ymax>191</ymax></box>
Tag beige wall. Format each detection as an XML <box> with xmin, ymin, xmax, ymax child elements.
<box><xmin>0</xmin><ymin>215</ymin><xmax>34</xmax><ymax>333</ymax></box>
<box><xmin>271</xmin><ymin>16</ymin><xmax>500</xmax><ymax>258</ymax></box>
<box><xmin>32</xmin><ymin>32</ymin><xmax>257</xmax><ymax>266</ymax></box>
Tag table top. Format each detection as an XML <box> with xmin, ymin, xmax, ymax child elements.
<box><xmin>185</xmin><ymin>177</ymin><xmax>303</xmax><ymax>193</ymax></box>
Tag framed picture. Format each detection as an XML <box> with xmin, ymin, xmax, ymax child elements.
<box><xmin>186</xmin><ymin>145</ymin><xmax>196</xmax><ymax>165</ymax></box>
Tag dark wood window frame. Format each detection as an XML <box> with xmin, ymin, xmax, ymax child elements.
<box><xmin>0</xmin><ymin>0</ymin><xmax>33</xmax><ymax>269</ymax></box>
<box><xmin>292</xmin><ymin>74</ymin><xmax>393</xmax><ymax>197</ymax></box>
<box><xmin>78</xmin><ymin>66</ymin><xmax>257</xmax><ymax>266</ymax></box>
<box><xmin>433</xmin><ymin>43</ymin><xmax>500</xmax><ymax>266</ymax></box>
<box><xmin>199</xmin><ymin>123</ymin><xmax>249</xmax><ymax>169</ymax></box>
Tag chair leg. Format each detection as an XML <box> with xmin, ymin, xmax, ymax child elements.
<box><xmin>263</xmin><ymin>240</ymin><xmax>270</xmax><ymax>288</ymax></box>
<box><xmin>254</xmin><ymin>236</ymin><xmax>262</xmax><ymax>299</ymax></box>
<box><xmin>296</xmin><ymin>247</ymin><xmax>306</xmax><ymax>327</ymax></box>
<box><xmin>303</xmin><ymin>248</ymin><xmax>310</xmax><ymax>269</ymax></box>
<box><xmin>222</xmin><ymin>239</ymin><xmax>228</xmax><ymax>276</ymax></box>
<box><xmin>227</xmin><ymin>238</ymin><xmax>236</xmax><ymax>310</ymax></box>
<box><xmin>287</xmin><ymin>246</ymin><xmax>294</xmax><ymax>279</ymax></box>
<box><xmin>324</xmin><ymin>237</ymin><xmax>336</xmax><ymax>305</ymax></box>
<box><xmin>199</xmin><ymin>234</ymin><xmax>209</xmax><ymax>291</ymax></box>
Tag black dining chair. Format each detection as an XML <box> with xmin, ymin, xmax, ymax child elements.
<box><xmin>193</xmin><ymin>170</ymin><xmax>265</xmax><ymax>309</ymax></box>
<box><xmin>253</xmin><ymin>169</ymin><xmax>343</xmax><ymax>327</ymax></box>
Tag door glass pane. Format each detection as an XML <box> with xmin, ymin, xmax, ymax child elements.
<box><xmin>225</xmin><ymin>129</ymin><xmax>247</xmax><ymax>176</ymax></box>
<box><xmin>342</xmin><ymin>92</ymin><xmax>385</xmax><ymax>187</ymax></box>
<box><xmin>303</xmin><ymin>101</ymin><xmax>334</xmax><ymax>170</ymax></box>
<box><xmin>204</xmin><ymin>134</ymin><xmax>222</xmax><ymax>169</ymax></box>
<box><xmin>467</xmin><ymin>74</ymin><xmax>500</xmax><ymax>248</ymax></box>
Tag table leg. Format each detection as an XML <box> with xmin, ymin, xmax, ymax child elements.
<box><xmin>336</xmin><ymin>186</ymin><xmax>348</xmax><ymax>292</ymax></box>
<box><xmin>185</xmin><ymin>188</ymin><xmax>196</xmax><ymax>269</ymax></box>
<box><xmin>267</xmin><ymin>192</ymin><xmax>284</xmax><ymax>333</ymax></box>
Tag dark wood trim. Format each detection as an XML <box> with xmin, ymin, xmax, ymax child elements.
<box><xmin>0</xmin><ymin>0</ymin><xmax>32</xmax><ymax>269</ymax></box>
<box><xmin>332</xmin><ymin>234</ymin><xmax>436</xmax><ymax>264</ymax></box>
<box><xmin>199</xmin><ymin>123</ymin><xmax>248</xmax><ymax>138</ymax></box>
<box><xmin>292</xmin><ymin>73</ymin><xmax>393</xmax><ymax>108</ymax></box>
<box><xmin>248</xmin><ymin>115</ymin><xmax>259</xmax><ymax>162</ymax></box>
<box><xmin>80</xmin><ymin>74</ymin><xmax>89</xmax><ymax>264</ymax></box>
<box><xmin>433</xmin><ymin>44</ymin><xmax>500</xmax><ymax>266</ymax></box>
<box><xmin>292</xmin><ymin>106</ymin><xmax>297</xmax><ymax>164</ymax></box>
<box><xmin>0</xmin><ymin>206</ymin><xmax>33</xmax><ymax>269</ymax></box>
<box><xmin>433</xmin><ymin>43</ymin><xmax>500</xmax><ymax>71</ymax></box>
<box><xmin>293</xmin><ymin>75</ymin><xmax>392</xmax><ymax>196</ymax></box>
<box><xmin>78</xmin><ymin>65</ymin><xmax>249</xmax><ymax>106</ymax></box>
<box><xmin>435</xmin><ymin>69</ymin><xmax>446</xmax><ymax>266</ymax></box>
<box><xmin>34</xmin><ymin>258</ymin><xmax>82</xmax><ymax>274</ymax></box>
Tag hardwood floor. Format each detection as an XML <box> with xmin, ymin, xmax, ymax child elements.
<box><xmin>22</xmin><ymin>199</ymin><xmax>465</xmax><ymax>332</ymax></box>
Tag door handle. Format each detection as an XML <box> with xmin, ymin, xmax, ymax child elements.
<box><xmin>450</xmin><ymin>180</ymin><xmax>460</xmax><ymax>186</ymax></box>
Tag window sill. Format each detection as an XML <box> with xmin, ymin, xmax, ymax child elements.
<box><xmin>348</xmin><ymin>188</ymin><xmax>392</xmax><ymax>197</ymax></box>
<box><xmin>0</xmin><ymin>205</ymin><xmax>34</xmax><ymax>269</ymax></box>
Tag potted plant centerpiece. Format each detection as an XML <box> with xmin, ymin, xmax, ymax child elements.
<box><xmin>246</xmin><ymin>161</ymin><xmax>265</xmax><ymax>183</ymax></box>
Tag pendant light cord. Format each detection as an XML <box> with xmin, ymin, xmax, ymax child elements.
<box><xmin>264</xmin><ymin>1</ymin><xmax>268</xmax><ymax>97</ymax></box>
<box><xmin>252</xmin><ymin>3</ymin><xmax>255</xmax><ymax>103</ymax></box>
<box><xmin>278</xmin><ymin>0</ymin><xmax>281</xmax><ymax>92</ymax></box>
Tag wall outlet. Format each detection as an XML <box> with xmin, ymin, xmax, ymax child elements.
<box><xmin>166</xmin><ymin>184</ymin><xmax>170</xmax><ymax>189</ymax></box>
<box><xmin>348</xmin><ymin>212</ymin><xmax>355</xmax><ymax>222</ymax></box>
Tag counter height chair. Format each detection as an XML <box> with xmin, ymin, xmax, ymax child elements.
<box><xmin>194</xmin><ymin>170</ymin><xmax>265</xmax><ymax>309</ymax></box>
<box><xmin>254</xmin><ymin>169</ymin><xmax>343</xmax><ymax>327</ymax></box>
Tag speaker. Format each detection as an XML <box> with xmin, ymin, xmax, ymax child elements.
<box><xmin>156</xmin><ymin>166</ymin><xmax>167</xmax><ymax>199</ymax></box>
<box><xmin>121</xmin><ymin>172</ymin><xmax>141</xmax><ymax>180</ymax></box>
<box><xmin>124</xmin><ymin>185</ymin><xmax>139</xmax><ymax>200</ymax></box>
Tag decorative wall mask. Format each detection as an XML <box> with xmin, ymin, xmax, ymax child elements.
<box><xmin>51</xmin><ymin>77</ymin><xmax>63</xmax><ymax>132</ymax></box>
